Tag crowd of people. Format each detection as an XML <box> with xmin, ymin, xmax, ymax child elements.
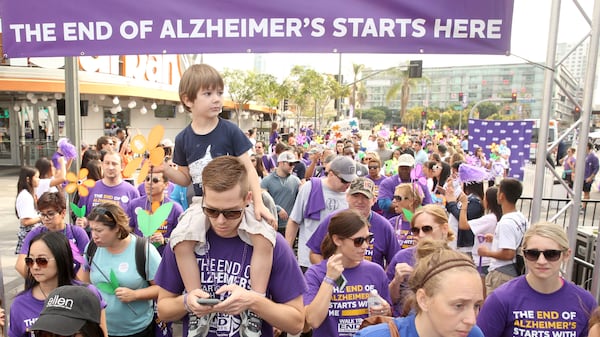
<box><xmin>9</xmin><ymin>63</ymin><xmax>600</xmax><ymax>337</ymax></box>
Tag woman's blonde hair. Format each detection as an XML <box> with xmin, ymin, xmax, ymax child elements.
<box><xmin>394</xmin><ymin>183</ymin><xmax>422</xmax><ymax>210</ymax></box>
<box><xmin>406</xmin><ymin>239</ymin><xmax>478</xmax><ymax>314</ymax></box>
<box><xmin>522</xmin><ymin>222</ymin><xmax>569</xmax><ymax>251</ymax></box>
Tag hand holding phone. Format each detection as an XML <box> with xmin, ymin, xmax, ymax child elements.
<box><xmin>196</xmin><ymin>298</ymin><xmax>221</xmax><ymax>306</ymax></box>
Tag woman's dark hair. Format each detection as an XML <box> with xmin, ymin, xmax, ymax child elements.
<box><xmin>85</xmin><ymin>159</ymin><xmax>103</xmax><ymax>181</ymax></box>
<box><xmin>17</xmin><ymin>166</ymin><xmax>38</xmax><ymax>195</ymax></box>
<box><xmin>81</xmin><ymin>149</ymin><xmax>101</xmax><ymax>169</ymax></box>
<box><xmin>37</xmin><ymin>192</ymin><xmax>66</xmax><ymax>213</ymax></box>
<box><xmin>34</xmin><ymin>321</ymin><xmax>104</xmax><ymax>337</ymax></box>
<box><xmin>251</xmin><ymin>154</ymin><xmax>266</xmax><ymax>179</ymax></box>
<box><xmin>321</xmin><ymin>209</ymin><xmax>369</xmax><ymax>259</ymax></box>
<box><xmin>432</xmin><ymin>162</ymin><xmax>451</xmax><ymax>190</ymax></box>
<box><xmin>35</xmin><ymin>157</ymin><xmax>53</xmax><ymax>179</ymax></box>
<box><xmin>79</xmin><ymin>320</ymin><xmax>105</xmax><ymax>337</ymax></box>
<box><xmin>87</xmin><ymin>202</ymin><xmax>131</xmax><ymax>240</ymax></box>
<box><xmin>485</xmin><ymin>187</ymin><xmax>503</xmax><ymax>221</ymax></box>
<box><xmin>23</xmin><ymin>231</ymin><xmax>76</xmax><ymax>292</ymax></box>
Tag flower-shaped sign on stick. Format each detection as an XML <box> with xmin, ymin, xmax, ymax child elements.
<box><xmin>123</xmin><ymin>125</ymin><xmax>165</xmax><ymax>185</ymax></box>
<box><xmin>137</xmin><ymin>201</ymin><xmax>174</xmax><ymax>238</ymax></box>
<box><xmin>65</xmin><ymin>168</ymin><xmax>96</xmax><ymax>197</ymax></box>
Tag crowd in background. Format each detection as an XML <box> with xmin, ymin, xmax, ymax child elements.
<box><xmin>8</xmin><ymin>63</ymin><xmax>600</xmax><ymax>337</ymax></box>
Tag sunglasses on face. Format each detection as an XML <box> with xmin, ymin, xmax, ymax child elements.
<box><xmin>145</xmin><ymin>176</ymin><xmax>161</xmax><ymax>183</ymax></box>
<box><xmin>202</xmin><ymin>206</ymin><xmax>244</xmax><ymax>219</ymax></box>
<box><xmin>522</xmin><ymin>249</ymin><xmax>565</xmax><ymax>262</ymax></box>
<box><xmin>344</xmin><ymin>234</ymin><xmax>374</xmax><ymax>247</ymax></box>
<box><xmin>25</xmin><ymin>257</ymin><xmax>55</xmax><ymax>268</ymax></box>
<box><xmin>411</xmin><ymin>225</ymin><xmax>434</xmax><ymax>235</ymax></box>
<box><xmin>393</xmin><ymin>195</ymin><xmax>411</xmax><ymax>201</ymax></box>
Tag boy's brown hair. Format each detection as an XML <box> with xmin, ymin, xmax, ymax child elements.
<box><xmin>179</xmin><ymin>64</ymin><xmax>224</xmax><ymax>113</ymax></box>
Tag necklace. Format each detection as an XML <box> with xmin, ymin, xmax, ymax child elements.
<box><xmin>38</xmin><ymin>285</ymin><xmax>48</xmax><ymax>299</ymax></box>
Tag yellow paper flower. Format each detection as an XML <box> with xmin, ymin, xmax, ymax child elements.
<box><xmin>65</xmin><ymin>168</ymin><xmax>96</xmax><ymax>197</ymax></box>
<box><xmin>123</xmin><ymin>125</ymin><xmax>165</xmax><ymax>184</ymax></box>
<box><xmin>426</xmin><ymin>120</ymin><xmax>436</xmax><ymax>129</ymax></box>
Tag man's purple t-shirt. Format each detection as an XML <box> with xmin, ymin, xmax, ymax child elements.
<box><xmin>78</xmin><ymin>180</ymin><xmax>140</xmax><ymax>216</ymax></box>
<box><xmin>155</xmin><ymin>230</ymin><xmax>306</xmax><ymax>337</ymax></box>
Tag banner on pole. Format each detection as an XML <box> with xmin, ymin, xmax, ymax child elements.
<box><xmin>1</xmin><ymin>0</ymin><xmax>514</xmax><ymax>57</ymax></box>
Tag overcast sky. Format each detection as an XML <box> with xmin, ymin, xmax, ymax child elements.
<box><xmin>202</xmin><ymin>0</ymin><xmax>595</xmax><ymax>80</ymax></box>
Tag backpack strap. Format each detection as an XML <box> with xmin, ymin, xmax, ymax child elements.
<box><xmin>86</xmin><ymin>235</ymin><xmax>148</xmax><ymax>282</ymax></box>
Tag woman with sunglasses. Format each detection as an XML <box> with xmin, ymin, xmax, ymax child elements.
<box><xmin>9</xmin><ymin>231</ymin><xmax>108</xmax><ymax>337</ymax></box>
<box><xmin>31</xmin><ymin>285</ymin><xmax>105</xmax><ymax>337</ymax></box>
<box><xmin>81</xmin><ymin>202</ymin><xmax>161</xmax><ymax>337</ymax></box>
<box><xmin>477</xmin><ymin>222</ymin><xmax>597</xmax><ymax>337</ymax></box>
<box><xmin>356</xmin><ymin>239</ymin><xmax>484</xmax><ymax>337</ymax></box>
<box><xmin>388</xmin><ymin>183</ymin><xmax>422</xmax><ymax>249</ymax></box>
<box><xmin>304</xmin><ymin>209</ymin><xmax>392</xmax><ymax>337</ymax></box>
<box><xmin>386</xmin><ymin>204</ymin><xmax>454</xmax><ymax>316</ymax></box>
<box><xmin>16</xmin><ymin>192</ymin><xmax>90</xmax><ymax>278</ymax></box>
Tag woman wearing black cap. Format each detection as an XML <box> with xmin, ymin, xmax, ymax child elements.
<box><xmin>31</xmin><ymin>285</ymin><xmax>104</xmax><ymax>337</ymax></box>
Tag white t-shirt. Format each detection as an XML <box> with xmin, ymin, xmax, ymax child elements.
<box><xmin>469</xmin><ymin>213</ymin><xmax>498</xmax><ymax>267</ymax></box>
<box><xmin>488</xmin><ymin>211</ymin><xmax>528</xmax><ymax>271</ymax></box>
<box><xmin>16</xmin><ymin>190</ymin><xmax>38</xmax><ymax>220</ymax></box>
<box><xmin>36</xmin><ymin>178</ymin><xmax>58</xmax><ymax>198</ymax></box>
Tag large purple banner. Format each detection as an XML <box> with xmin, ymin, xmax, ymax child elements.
<box><xmin>0</xmin><ymin>0</ymin><xmax>514</xmax><ymax>57</ymax></box>
<box><xmin>468</xmin><ymin>119</ymin><xmax>533</xmax><ymax>181</ymax></box>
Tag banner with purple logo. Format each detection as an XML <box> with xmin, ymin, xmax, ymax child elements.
<box><xmin>468</xmin><ymin>119</ymin><xmax>533</xmax><ymax>181</ymax></box>
<box><xmin>0</xmin><ymin>0</ymin><xmax>514</xmax><ymax>57</ymax></box>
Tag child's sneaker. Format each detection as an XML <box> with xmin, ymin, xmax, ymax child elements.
<box><xmin>188</xmin><ymin>312</ymin><xmax>214</xmax><ymax>337</ymax></box>
<box><xmin>240</xmin><ymin>310</ymin><xmax>262</xmax><ymax>337</ymax></box>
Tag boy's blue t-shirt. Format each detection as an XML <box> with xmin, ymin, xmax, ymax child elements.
<box><xmin>173</xmin><ymin>118</ymin><xmax>252</xmax><ymax>196</ymax></box>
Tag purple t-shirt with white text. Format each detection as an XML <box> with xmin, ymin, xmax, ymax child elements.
<box><xmin>303</xmin><ymin>260</ymin><xmax>391</xmax><ymax>337</ymax></box>
<box><xmin>78</xmin><ymin>180</ymin><xmax>140</xmax><ymax>216</ymax></box>
<box><xmin>477</xmin><ymin>276</ymin><xmax>597</xmax><ymax>337</ymax></box>
<box><xmin>155</xmin><ymin>230</ymin><xmax>306</xmax><ymax>337</ymax></box>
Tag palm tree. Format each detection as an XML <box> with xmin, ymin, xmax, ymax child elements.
<box><xmin>385</xmin><ymin>61</ymin><xmax>429</xmax><ymax>123</ymax></box>
<box><xmin>351</xmin><ymin>63</ymin><xmax>365</xmax><ymax>120</ymax></box>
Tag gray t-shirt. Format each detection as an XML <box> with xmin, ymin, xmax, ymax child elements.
<box><xmin>261</xmin><ymin>171</ymin><xmax>301</xmax><ymax>229</ymax></box>
<box><xmin>289</xmin><ymin>179</ymin><xmax>348</xmax><ymax>267</ymax></box>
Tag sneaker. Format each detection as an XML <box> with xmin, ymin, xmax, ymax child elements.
<box><xmin>187</xmin><ymin>312</ymin><xmax>214</xmax><ymax>337</ymax></box>
<box><xmin>240</xmin><ymin>310</ymin><xmax>262</xmax><ymax>337</ymax></box>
